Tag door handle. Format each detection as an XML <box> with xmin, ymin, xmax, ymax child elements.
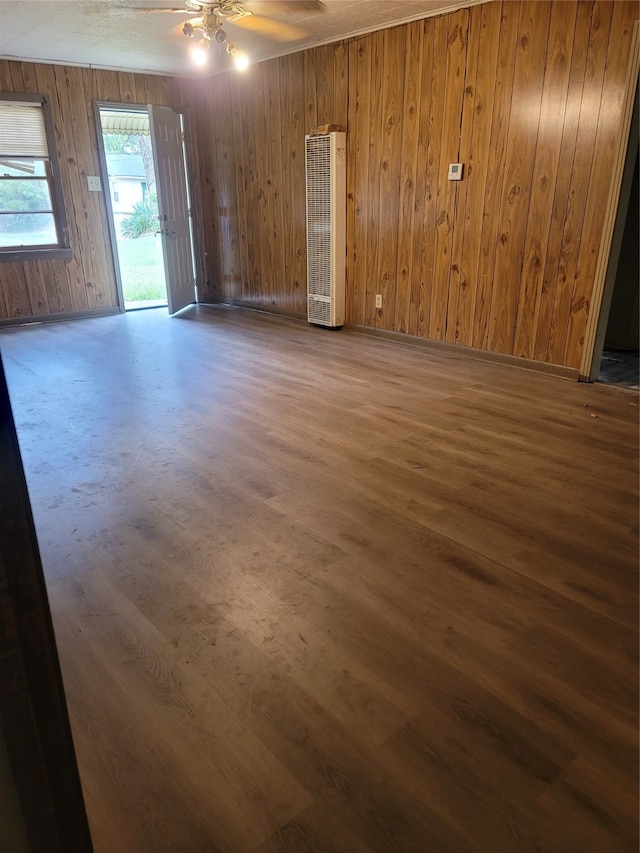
<box><xmin>155</xmin><ymin>228</ymin><xmax>176</xmax><ymax>236</ymax></box>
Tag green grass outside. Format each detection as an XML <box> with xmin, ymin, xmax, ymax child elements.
<box><xmin>117</xmin><ymin>233</ymin><xmax>166</xmax><ymax>302</ymax></box>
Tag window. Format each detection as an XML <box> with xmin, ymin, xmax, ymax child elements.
<box><xmin>0</xmin><ymin>93</ymin><xmax>71</xmax><ymax>260</ymax></box>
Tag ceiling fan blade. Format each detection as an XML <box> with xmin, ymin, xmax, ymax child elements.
<box><xmin>127</xmin><ymin>7</ymin><xmax>194</xmax><ymax>14</ymax></box>
<box><xmin>245</xmin><ymin>1</ymin><xmax>325</xmax><ymax>15</ymax></box>
<box><xmin>230</xmin><ymin>13</ymin><xmax>306</xmax><ymax>41</ymax></box>
<box><xmin>123</xmin><ymin>0</ymin><xmax>209</xmax><ymax>12</ymax></box>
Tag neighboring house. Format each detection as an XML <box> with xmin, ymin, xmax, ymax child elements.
<box><xmin>104</xmin><ymin>152</ymin><xmax>147</xmax><ymax>216</ymax></box>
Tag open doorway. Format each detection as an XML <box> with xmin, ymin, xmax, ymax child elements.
<box><xmin>598</xmin><ymin>144</ymin><xmax>639</xmax><ymax>390</ymax></box>
<box><xmin>98</xmin><ymin>106</ymin><xmax>167</xmax><ymax>311</ymax></box>
<box><xmin>586</xmin><ymin>57</ymin><xmax>639</xmax><ymax>386</ymax></box>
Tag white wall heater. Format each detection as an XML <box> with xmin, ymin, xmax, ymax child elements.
<box><xmin>305</xmin><ymin>131</ymin><xmax>346</xmax><ymax>327</ymax></box>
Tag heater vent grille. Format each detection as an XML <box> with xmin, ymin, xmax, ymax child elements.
<box><xmin>305</xmin><ymin>132</ymin><xmax>346</xmax><ymax>327</ymax></box>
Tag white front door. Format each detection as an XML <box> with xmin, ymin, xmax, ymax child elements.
<box><xmin>148</xmin><ymin>104</ymin><xmax>195</xmax><ymax>315</ymax></box>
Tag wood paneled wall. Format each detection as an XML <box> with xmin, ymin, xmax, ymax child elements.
<box><xmin>195</xmin><ymin>0</ymin><xmax>637</xmax><ymax>369</ymax></box>
<box><xmin>0</xmin><ymin>61</ymin><xmax>196</xmax><ymax>322</ymax></box>
<box><xmin>0</xmin><ymin>1</ymin><xmax>636</xmax><ymax>368</ymax></box>
<box><xmin>192</xmin><ymin>43</ymin><xmax>348</xmax><ymax>314</ymax></box>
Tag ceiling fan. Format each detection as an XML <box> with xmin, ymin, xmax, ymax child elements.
<box><xmin>139</xmin><ymin>0</ymin><xmax>325</xmax><ymax>69</ymax></box>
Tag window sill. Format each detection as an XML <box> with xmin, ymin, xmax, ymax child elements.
<box><xmin>0</xmin><ymin>247</ymin><xmax>73</xmax><ymax>262</ymax></box>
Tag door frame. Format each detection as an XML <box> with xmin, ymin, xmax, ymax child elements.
<box><xmin>94</xmin><ymin>101</ymin><xmax>200</xmax><ymax>312</ymax></box>
<box><xmin>581</xmin><ymin>22</ymin><xmax>640</xmax><ymax>381</ymax></box>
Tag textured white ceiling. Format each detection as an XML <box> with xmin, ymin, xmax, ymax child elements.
<box><xmin>0</xmin><ymin>0</ymin><xmax>482</xmax><ymax>78</ymax></box>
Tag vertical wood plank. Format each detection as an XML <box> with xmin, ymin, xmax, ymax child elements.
<box><xmin>289</xmin><ymin>52</ymin><xmax>307</xmax><ymax>313</ymax></box>
<box><xmin>365</xmin><ymin>31</ymin><xmax>385</xmax><ymax>328</ymax></box>
<box><xmin>230</xmin><ymin>77</ymin><xmax>250</xmax><ymax>304</ymax></box>
<box><xmin>206</xmin><ymin>81</ymin><xmax>227</xmax><ymax>301</ymax></box>
<box><xmin>304</xmin><ymin>49</ymin><xmax>318</xmax><ymax>132</ymax></box>
<box><xmin>7</xmin><ymin>58</ymin><xmax>25</xmax><ymax>90</ymax></box>
<box><xmin>253</xmin><ymin>66</ymin><xmax>269</xmax><ymax>304</ymax></box>
<box><xmin>546</xmin><ymin>0</ymin><xmax>614</xmax><ymax>365</ymax></box>
<box><xmin>376</xmin><ymin>24</ymin><xmax>404</xmax><ymax>332</ymax></box>
<box><xmin>276</xmin><ymin>58</ymin><xmax>292</xmax><ymax>313</ymax></box>
<box><xmin>0</xmin><ymin>263</ymin><xmax>32</xmax><ymax>319</ymax></box>
<box><xmin>154</xmin><ymin>75</ymin><xmax>173</xmax><ymax>107</ymax></box>
<box><xmin>63</xmin><ymin>65</ymin><xmax>116</xmax><ymax>308</ymax></box>
<box><xmin>141</xmin><ymin>74</ymin><xmax>160</xmax><ymax>106</ymax></box>
<box><xmin>455</xmin><ymin>1</ymin><xmax>501</xmax><ymax>349</ymax></box>
<box><xmin>487</xmin><ymin>0</ymin><xmax>552</xmax><ymax>355</ymax></box>
<box><xmin>473</xmin><ymin>0</ymin><xmax>520</xmax><ymax>349</ymax></box>
<box><xmin>35</xmin><ymin>62</ymin><xmax>76</xmax><ymax>313</ymax></box>
<box><xmin>118</xmin><ymin>72</ymin><xmax>138</xmax><ymax>105</ymax></box>
<box><xmin>513</xmin><ymin>1</ymin><xmax>579</xmax><ymax>359</ymax></box>
<box><xmin>429</xmin><ymin>9</ymin><xmax>468</xmax><ymax>344</ymax></box>
<box><xmin>430</xmin><ymin>10</ymin><xmax>467</xmax><ymax>342</ymax></box>
<box><xmin>446</xmin><ymin>8</ymin><xmax>475</xmax><ymax>346</ymax></box>
<box><xmin>419</xmin><ymin>15</ymin><xmax>449</xmax><ymax>339</ymax></box>
<box><xmin>316</xmin><ymin>45</ymin><xmax>331</xmax><ymax>126</ymax></box>
<box><xmin>53</xmin><ymin>65</ymin><xmax>99</xmax><ymax>309</ymax></box>
<box><xmin>533</xmin><ymin>0</ymin><xmax>592</xmax><ymax>363</ymax></box>
<box><xmin>348</xmin><ymin>36</ymin><xmax>372</xmax><ymax>327</ymax></box>
<box><xmin>37</xmin><ymin>260</ymin><xmax>58</xmax><ymax>315</ymax></box>
<box><xmin>241</xmin><ymin>73</ymin><xmax>260</xmax><ymax>303</ymax></box>
<box><xmin>26</xmin><ymin>260</ymin><xmax>50</xmax><ymax>316</ymax></box>
<box><xmin>0</xmin><ymin>60</ymin><xmax>13</xmax><ymax>89</ymax></box>
<box><xmin>332</xmin><ymin>42</ymin><xmax>349</xmax><ymax>131</ymax></box>
<box><xmin>270</xmin><ymin>61</ymin><xmax>286</xmax><ymax>312</ymax></box>
<box><xmin>219</xmin><ymin>83</ymin><xmax>238</xmax><ymax>300</ymax></box>
<box><xmin>94</xmin><ymin>69</ymin><xmax>122</xmax><ymax>103</ymax></box>
<box><xmin>50</xmin><ymin>258</ymin><xmax>74</xmax><ymax>314</ymax></box>
<box><xmin>408</xmin><ymin>18</ymin><xmax>435</xmax><ymax>339</ymax></box>
<box><xmin>394</xmin><ymin>21</ymin><xmax>424</xmax><ymax>335</ymax></box>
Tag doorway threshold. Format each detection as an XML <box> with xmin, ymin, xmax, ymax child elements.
<box><xmin>125</xmin><ymin>299</ymin><xmax>168</xmax><ymax>311</ymax></box>
<box><xmin>598</xmin><ymin>349</ymin><xmax>639</xmax><ymax>390</ymax></box>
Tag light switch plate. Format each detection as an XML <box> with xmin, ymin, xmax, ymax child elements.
<box><xmin>448</xmin><ymin>163</ymin><xmax>463</xmax><ymax>181</ymax></box>
<box><xmin>87</xmin><ymin>175</ymin><xmax>102</xmax><ymax>191</ymax></box>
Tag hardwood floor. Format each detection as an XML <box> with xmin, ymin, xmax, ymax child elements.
<box><xmin>0</xmin><ymin>305</ymin><xmax>637</xmax><ymax>853</ymax></box>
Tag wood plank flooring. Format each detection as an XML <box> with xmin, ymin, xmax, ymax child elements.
<box><xmin>0</xmin><ymin>305</ymin><xmax>637</xmax><ymax>852</ymax></box>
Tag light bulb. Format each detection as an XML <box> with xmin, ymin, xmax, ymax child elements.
<box><xmin>191</xmin><ymin>40</ymin><xmax>209</xmax><ymax>66</ymax></box>
<box><xmin>234</xmin><ymin>52</ymin><xmax>249</xmax><ymax>71</ymax></box>
<box><xmin>226</xmin><ymin>43</ymin><xmax>249</xmax><ymax>71</ymax></box>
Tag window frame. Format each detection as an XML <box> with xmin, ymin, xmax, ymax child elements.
<box><xmin>0</xmin><ymin>92</ymin><xmax>72</xmax><ymax>261</ymax></box>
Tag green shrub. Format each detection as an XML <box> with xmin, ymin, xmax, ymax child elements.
<box><xmin>121</xmin><ymin>199</ymin><xmax>157</xmax><ymax>239</ymax></box>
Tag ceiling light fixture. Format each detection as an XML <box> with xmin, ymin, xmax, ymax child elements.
<box><xmin>182</xmin><ymin>5</ymin><xmax>249</xmax><ymax>70</ymax></box>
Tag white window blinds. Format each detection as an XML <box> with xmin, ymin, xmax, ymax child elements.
<box><xmin>0</xmin><ymin>100</ymin><xmax>49</xmax><ymax>159</ymax></box>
